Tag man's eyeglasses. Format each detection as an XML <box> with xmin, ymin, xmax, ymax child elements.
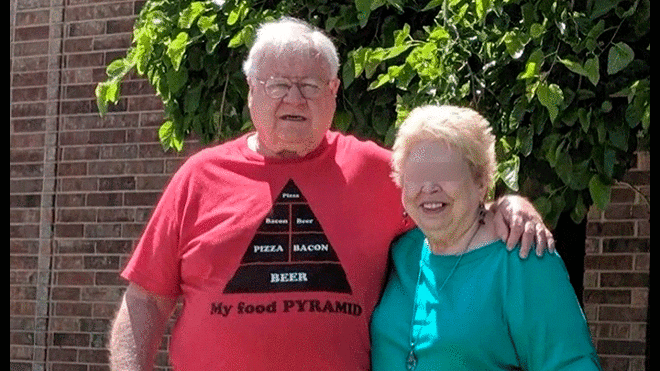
<box><xmin>255</xmin><ymin>77</ymin><xmax>329</xmax><ymax>100</ymax></box>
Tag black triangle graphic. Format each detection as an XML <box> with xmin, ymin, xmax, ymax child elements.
<box><xmin>224</xmin><ymin>179</ymin><xmax>352</xmax><ymax>294</ymax></box>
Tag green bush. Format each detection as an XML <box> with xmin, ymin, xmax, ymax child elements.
<box><xmin>96</xmin><ymin>0</ymin><xmax>650</xmax><ymax>227</ymax></box>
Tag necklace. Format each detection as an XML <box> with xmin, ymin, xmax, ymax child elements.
<box><xmin>406</xmin><ymin>221</ymin><xmax>482</xmax><ymax>371</ymax></box>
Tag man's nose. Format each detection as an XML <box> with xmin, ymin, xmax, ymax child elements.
<box><xmin>282</xmin><ymin>84</ymin><xmax>306</xmax><ymax>103</ymax></box>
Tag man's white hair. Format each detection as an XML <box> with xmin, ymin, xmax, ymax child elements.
<box><xmin>242</xmin><ymin>17</ymin><xmax>339</xmax><ymax>79</ymax></box>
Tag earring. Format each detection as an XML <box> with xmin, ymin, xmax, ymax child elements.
<box><xmin>478</xmin><ymin>202</ymin><xmax>486</xmax><ymax>225</ymax></box>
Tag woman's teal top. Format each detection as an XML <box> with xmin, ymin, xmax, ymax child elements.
<box><xmin>371</xmin><ymin>228</ymin><xmax>602</xmax><ymax>370</ymax></box>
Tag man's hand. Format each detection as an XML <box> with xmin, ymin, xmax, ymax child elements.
<box><xmin>491</xmin><ymin>195</ymin><xmax>555</xmax><ymax>258</ymax></box>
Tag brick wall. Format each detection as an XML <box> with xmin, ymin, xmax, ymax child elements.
<box><xmin>10</xmin><ymin>1</ymin><xmax>198</xmax><ymax>370</ymax></box>
<box><xmin>10</xmin><ymin>1</ymin><xmax>650</xmax><ymax>370</ymax></box>
<box><xmin>584</xmin><ymin>151</ymin><xmax>651</xmax><ymax>371</ymax></box>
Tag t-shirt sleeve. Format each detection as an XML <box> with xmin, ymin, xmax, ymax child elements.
<box><xmin>120</xmin><ymin>160</ymin><xmax>194</xmax><ymax>298</ymax></box>
<box><xmin>505</xmin><ymin>250</ymin><xmax>603</xmax><ymax>370</ymax></box>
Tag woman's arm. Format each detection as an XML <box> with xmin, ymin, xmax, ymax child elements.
<box><xmin>109</xmin><ymin>283</ymin><xmax>177</xmax><ymax>371</ymax></box>
<box><xmin>506</xmin><ymin>252</ymin><xmax>602</xmax><ymax>370</ymax></box>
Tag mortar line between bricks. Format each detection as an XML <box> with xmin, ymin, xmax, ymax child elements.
<box><xmin>33</xmin><ymin>1</ymin><xmax>66</xmax><ymax>370</ymax></box>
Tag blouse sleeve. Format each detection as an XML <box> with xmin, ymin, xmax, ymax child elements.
<box><xmin>505</xmin><ymin>250</ymin><xmax>603</xmax><ymax>371</ymax></box>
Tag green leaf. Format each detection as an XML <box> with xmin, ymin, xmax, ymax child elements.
<box><xmin>516</xmin><ymin>126</ymin><xmax>534</xmax><ymax>157</ymax></box>
<box><xmin>570</xmin><ymin>194</ymin><xmax>588</xmax><ymax>224</ymax></box>
<box><xmin>589</xmin><ymin>174</ymin><xmax>611</xmax><ymax>210</ymax></box>
<box><xmin>609</xmin><ymin>124</ymin><xmax>629</xmax><ymax>151</ymax></box>
<box><xmin>166</xmin><ymin>66</ymin><xmax>188</xmax><ymax>95</ymax></box>
<box><xmin>558</xmin><ymin>58</ymin><xmax>587</xmax><ymax>75</ymax></box>
<box><xmin>607</xmin><ymin>42</ymin><xmax>635</xmax><ymax>75</ymax></box>
<box><xmin>95</xmin><ymin>80</ymin><xmax>120</xmax><ymax>116</ymax></box>
<box><xmin>541</xmin><ymin>133</ymin><xmax>561</xmax><ymax>167</ymax></box>
<box><xmin>529</xmin><ymin>23</ymin><xmax>545</xmax><ymax>39</ymax></box>
<box><xmin>533</xmin><ymin>196</ymin><xmax>552</xmax><ymax>219</ymax></box>
<box><xmin>352</xmin><ymin>48</ymin><xmax>369</xmax><ymax>78</ymax></box>
<box><xmin>554</xmin><ymin>149</ymin><xmax>573</xmax><ymax>186</ymax></box>
<box><xmin>167</xmin><ymin>32</ymin><xmax>189</xmax><ymax>71</ymax></box>
<box><xmin>569</xmin><ymin>159</ymin><xmax>592</xmax><ymax>191</ymax></box>
<box><xmin>342</xmin><ymin>58</ymin><xmax>356</xmax><ymax>88</ymax></box>
<box><xmin>184</xmin><ymin>81</ymin><xmax>203</xmax><ymax>113</ymax></box>
<box><xmin>428</xmin><ymin>26</ymin><xmax>450</xmax><ymax>41</ymax></box>
<box><xmin>559</xmin><ymin>57</ymin><xmax>599</xmax><ymax>86</ymax></box>
<box><xmin>475</xmin><ymin>0</ymin><xmax>489</xmax><ymax>21</ymax></box>
<box><xmin>578</xmin><ymin>108</ymin><xmax>592</xmax><ymax>133</ymax></box>
<box><xmin>198</xmin><ymin>14</ymin><xmax>219</xmax><ymax>34</ymax></box>
<box><xmin>603</xmin><ymin>146</ymin><xmax>615</xmax><ymax>178</ymax></box>
<box><xmin>508</xmin><ymin>97</ymin><xmax>528</xmax><ymax>131</ymax></box>
<box><xmin>159</xmin><ymin>120</ymin><xmax>184</xmax><ymax>151</ymax></box>
<box><xmin>584</xmin><ymin>57</ymin><xmax>600</xmax><ymax>86</ymax></box>
<box><xmin>355</xmin><ymin>0</ymin><xmax>371</xmax><ymax>27</ymax></box>
<box><xmin>228</xmin><ymin>24</ymin><xmax>254</xmax><ymax>48</ymax></box>
<box><xmin>106</xmin><ymin>58</ymin><xmax>129</xmax><ymax>77</ymax></box>
<box><xmin>227</xmin><ymin>1</ymin><xmax>249</xmax><ymax>26</ymax></box>
<box><xmin>422</xmin><ymin>0</ymin><xmax>443</xmax><ymax>11</ymax></box>
<box><xmin>537</xmin><ymin>83</ymin><xmax>564</xmax><ymax>122</ymax></box>
<box><xmin>497</xmin><ymin>155</ymin><xmax>520</xmax><ymax>191</ymax></box>
<box><xmin>333</xmin><ymin>110</ymin><xmax>352</xmax><ymax>132</ymax></box>
<box><xmin>502</xmin><ymin>30</ymin><xmax>527</xmax><ymax>59</ymax></box>
<box><xmin>517</xmin><ymin>49</ymin><xmax>543</xmax><ymax>80</ymax></box>
<box><xmin>394</xmin><ymin>24</ymin><xmax>410</xmax><ymax>45</ymax></box>
<box><xmin>364</xmin><ymin>48</ymin><xmax>387</xmax><ymax>78</ymax></box>
<box><xmin>179</xmin><ymin>1</ymin><xmax>206</xmax><ymax>29</ymax></box>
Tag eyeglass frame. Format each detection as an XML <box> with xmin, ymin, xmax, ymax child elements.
<box><xmin>251</xmin><ymin>76</ymin><xmax>334</xmax><ymax>100</ymax></box>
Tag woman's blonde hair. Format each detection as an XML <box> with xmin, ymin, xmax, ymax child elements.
<box><xmin>391</xmin><ymin>105</ymin><xmax>497</xmax><ymax>198</ymax></box>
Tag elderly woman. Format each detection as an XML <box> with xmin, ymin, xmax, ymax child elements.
<box><xmin>370</xmin><ymin>105</ymin><xmax>602</xmax><ymax>370</ymax></box>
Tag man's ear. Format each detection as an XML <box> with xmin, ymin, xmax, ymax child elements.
<box><xmin>329</xmin><ymin>77</ymin><xmax>340</xmax><ymax>96</ymax></box>
<box><xmin>246</xmin><ymin>79</ymin><xmax>253</xmax><ymax>109</ymax></box>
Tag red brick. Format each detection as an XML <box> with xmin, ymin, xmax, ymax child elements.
<box><xmin>586</xmin><ymin>221</ymin><xmax>635</xmax><ymax>237</ymax></box>
<box><xmin>597</xmin><ymin>340</ymin><xmax>646</xmax><ymax>355</ymax></box>
<box><xmin>14</xmin><ymin>25</ymin><xmax>50</xmax><ymax>41</ymax></box>
<box><xmin>583</xmin><ymin>289</ymin><xmax>630</xmax><ymax>305</ymax></box>
<box><xmin>599</xmin><ymin>306</ymin><xmax>648</xmax><ymax>322</ymax></box>
<box><xmin>584</xmin><ymin>254</ymin><xmax>633</xmax><ymax>271</ymax></box>
<box><xmin>52</xmin><ymin>333</ymin><xmax>90</xmax><ymax>347</ymax></box>
<box><xmin>600</xmin><ymin>273</ymin><xmax>649</xmax><ymax>288</ymax></box>
<box><xmin>602</xmin><ymin>238</ymin><xmax>649</xmax><ymax>253</ymax></box>
<box><xmin>15</xmin><ymin>9</ymin><xmax>50</xmax><ymax>26</ymax></box>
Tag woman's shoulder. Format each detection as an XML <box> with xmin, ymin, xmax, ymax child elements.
<box><xmin>392</xmin><ymin>227</ymin><xmax>426</xmax><ymax>247</ymax></box>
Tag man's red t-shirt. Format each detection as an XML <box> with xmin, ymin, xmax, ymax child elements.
<box><xmin>121</xmin><ymin>131</ymin><xmax>411</xmax><ymax>370</ymax></box>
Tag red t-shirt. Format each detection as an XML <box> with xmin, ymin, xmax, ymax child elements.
<box><xmin>122</xmin><ymin>131</ymin><xmax>412</xmax><ymax>370</ymax></box>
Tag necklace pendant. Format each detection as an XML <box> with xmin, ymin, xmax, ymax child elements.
<box><xmin>406</xmin><ymin>348</ymin><xmax>417</xmax><ymax>370</ymax></box>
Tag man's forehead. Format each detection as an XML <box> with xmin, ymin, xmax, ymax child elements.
<box><xmin>259</xmin><ymin>49</ymin><xmax>326</xmax><ymax>71</ymax></box>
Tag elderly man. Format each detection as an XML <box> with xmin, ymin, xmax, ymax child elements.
<box><xmin>109</xmin><ymin>17</ymin><xmax>553</xmax><ymax>370</ymax></box>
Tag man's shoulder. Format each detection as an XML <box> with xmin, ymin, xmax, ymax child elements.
<box><xmin>329</xmin><ymin>131</ymin><xmax>392</xmax><ymax>160</ymax></box>
<box><xmin>182</xmin><ymin>134</ymin><xmax>247</xmax><ymax>164</ymax></box>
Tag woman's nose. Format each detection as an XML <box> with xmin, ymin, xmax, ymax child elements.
<box><xmin>420</xmin><ymin>181</ymin><xmax>440</xmax><ymax>193</ymax></box>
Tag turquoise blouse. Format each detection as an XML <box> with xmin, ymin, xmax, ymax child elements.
<box><xmin>371</xmin><ymin>228</ymin><xmax>602</xmax><ymax>370</ymax></box>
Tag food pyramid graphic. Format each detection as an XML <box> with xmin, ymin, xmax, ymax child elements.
<box><xmin>224</xmin><ymin>179</ymin><xmax>352</xmax><ymax>294</ymax></box>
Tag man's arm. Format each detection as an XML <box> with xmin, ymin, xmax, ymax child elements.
<box><xmin>109</xmin><ymin>283</ymin><xmax>177</xmax><ymax>371</ymax></box>
<box><xmin>490</xmin><ymin>195</ymin><xmax>555</xmax><ymax>258</ymax></box>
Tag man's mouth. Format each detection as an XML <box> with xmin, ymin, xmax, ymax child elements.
<box><xmin>280</xmin><ymin>114</ymin><xmax>307</xmax><ymax>122</ymax></box>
